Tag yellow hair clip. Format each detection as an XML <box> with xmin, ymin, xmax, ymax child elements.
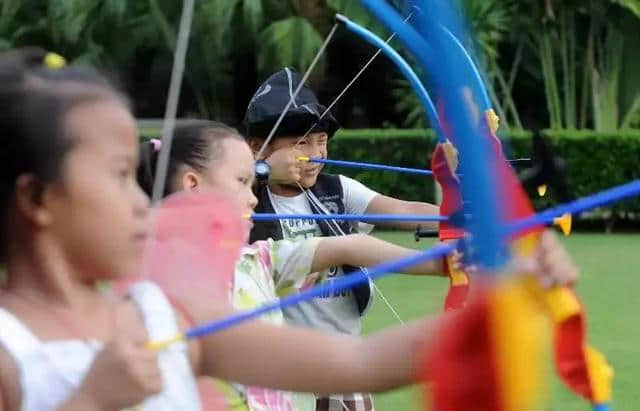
<box><xmin>43</xmin><ymin>52</ymin><xmax>66</xmax><ymax>70</ymax></box>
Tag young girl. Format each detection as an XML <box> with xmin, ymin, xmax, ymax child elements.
<box><xmin>0</xmin><ymin>49</ymin><xmax>577</xmax><ymax>411</ymax></box>
<box><xmin>137</xmin><ymin>121</ymin><xmax>451</xmax><ymax>411</ymax></box>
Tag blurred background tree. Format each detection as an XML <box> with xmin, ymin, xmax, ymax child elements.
<box><xmin>2</xmin><ymin>0</ymin><xmax>638</xmax><ymax>131</ymax></box>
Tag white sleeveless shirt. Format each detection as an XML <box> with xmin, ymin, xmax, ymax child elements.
<box><xmin>0</xmin><ymin>282</ymin><xmax>201</xmax><ymax>411</ymax></box>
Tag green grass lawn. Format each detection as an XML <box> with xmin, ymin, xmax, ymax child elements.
<box><xmin>363</xmin><ymin>232</ymin><xmax>640</xmax><ymax>411</ymax></box>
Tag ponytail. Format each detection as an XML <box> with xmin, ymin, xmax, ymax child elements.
<box><xmin>137</xmin><ymin>121</ymin><xmax>241</xmax><ymax>197</ymax></box>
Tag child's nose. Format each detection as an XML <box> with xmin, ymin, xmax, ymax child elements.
<box><xmin>134</xmin><ymin>184</ymin><xmax>150</xmax><ymax>216</ymax></box>
<box><xmin>248</xmin><ymin>190</ymin><xmax>258</xmax><ymax>210</ymax></box>
<box><xmin>307</xmin><ymin>141</ymin><xmax>323</xmax><ymax>158</ymax></box>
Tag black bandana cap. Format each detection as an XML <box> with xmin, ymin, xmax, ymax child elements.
<box><xmin>243</xmin><ymin>67</ymin><xmax>340</xmax><ymax>140</ymax></box>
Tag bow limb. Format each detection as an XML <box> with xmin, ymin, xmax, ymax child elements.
<box><xmin>360</xmin><ymin>0</ymin><xmax>504</xmax><ymax>269</ymax></box>
<box><xmin>436</xmin><ymin>25</ymin><xmax>491</xmax><ymax>110</ymax></box>
<box><xmin>335</xmin><ymin>14</ymin><xmax>445</xmax><ymax>142</ymax></box>
<box><xmin>430</xmin><ymin>142</ymin><xmax>470</xmax><ymax>310</ymax></box>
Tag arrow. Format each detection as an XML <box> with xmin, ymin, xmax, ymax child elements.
<box><xmin>300</xmin><ymin>156</ymin><xmax>433</xmax><ymax>176</ymax></box>
<box><xmin>300</xmin><ymin>156</ymin><xmax>531</xmax><ymax>177</ymax></box>
<box><xmin>248</xmin><ymin>213</ymin><xmax>447</xmax><ymax>223</ymax></box>
<box><xmin>149</xmin><ymin>179</ymin><xmax>640</xmax><ymax>349</ymax></box>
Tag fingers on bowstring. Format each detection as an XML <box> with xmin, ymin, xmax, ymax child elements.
<box><xmin>535</xmin><ymin>230</ymin><xmax>579</xmax><ymax>288</ymax></box>
<box><xmin>448</xmin><ymin>241</ymin><xmax>477</xmax><ymax>274</ymax></box>
<box><xmin>449</xmin><ymin>249</ymin><xmax>463</xmax><ymax>270</ymax></box>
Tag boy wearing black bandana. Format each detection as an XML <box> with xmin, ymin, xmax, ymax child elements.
<box><xmin>245</xmin><ymin>68</ymin><xmax>441</xmax><ymax>411</ymax></box>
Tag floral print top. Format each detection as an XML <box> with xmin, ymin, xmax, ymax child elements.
<box><xmin>218</xmin><ymin>238</ymin><xmax>322</xmax><ymax>411</ymax></box>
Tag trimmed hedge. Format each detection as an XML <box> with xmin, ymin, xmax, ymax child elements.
<box><xmin>138</xmin><ymin>124</ymin><xmax>640</xmax><ymax>217</ymax></box>
<box><xmin>327</xmin><ymin>129</ymin><xmax>640</xmax><ymax>216</ymax></box>
<box><xmin>539</xmin><ymin>130</ymin><xmax>640</xmax><ymax>217</ymax></box>
<box><xmin>327</xmin><ymin>129</ymin><xmax>440</xmax><ymax>204</ymax></box>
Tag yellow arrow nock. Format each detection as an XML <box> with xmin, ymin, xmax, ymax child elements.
<box><xmin>146</xmin><ymin>333</ymin><xmax>185</xmax><ymax>352</ymax></box>
<box><xmin>537</xmin><ymin>185</ymin><xmax>548</xmax><ymax>197</ymax></box>
<box><xmin>297</xmin><ymin>156</ymin><xmax>310</xmax><ymax>162</ymax></box>
<box><xmin>220</xmin><ymin>239</ymin><xmax>243</xmax><ymax>248</ymax></box>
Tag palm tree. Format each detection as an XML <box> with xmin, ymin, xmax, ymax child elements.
<box><xmin>145</xmin><ymin>0</ymin><xmax>334</xmax><ymax>121</ymax></box>
<box><xmin>390</xmin><ymin>0</ymin><xmax>522</xmax><ymax>130</ymax></box>
<box><xmin>517</xmin><ymin>0</ymin><xmax>640</xmax><ymax>130</ymax></box>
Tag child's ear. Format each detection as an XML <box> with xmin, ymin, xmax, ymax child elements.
<box><xmin>14</xmin><ymin>174</ymin><xmax>53</xmax><ymax>227</ymax></box>
<box><xmin>246</xmin><ymin>137</ymin><xmax>265</xmax><ymax>157</ymax></box>
<box><xmin>181</xmin><ymin>171</ymin><xmax>201</xmax><ymax>191</ymax></box>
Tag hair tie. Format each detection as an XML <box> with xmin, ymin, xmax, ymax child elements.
<box><xmin>150</xmin><ymin>139</ymin><xmax>162</xmax><ymax>152</ymax></box>
<box><xmin>43</xmin><ymin>52</ymin><xmax>66</xmax><ymax>70</ymax></box>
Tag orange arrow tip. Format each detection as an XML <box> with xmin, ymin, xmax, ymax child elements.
<box><xmin>553</xmin><ymin>213</ymin><xmax>572</xmax><ymax>236</ymax></box>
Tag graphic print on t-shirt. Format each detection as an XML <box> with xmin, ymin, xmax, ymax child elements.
<box><xmin>268</xmin><ymin>176</ymin><xmax>380</xmax><ymax>335</ymax></box>
<box><xmin>281</xmin><ymin>218</ymin><xmax>319</xmax><ymax>240</ymax></box>
<box><xmin>281</xmin><ymin>217</ymin><xmax>339</xmax><ymax>278</ymax></box>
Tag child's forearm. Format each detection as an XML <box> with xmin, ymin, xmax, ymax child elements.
<box><xmin>346</xmin><ymin>317</ymin><xmax>440</xmax><ymax>393</ymax></box>
<box><xmin>312</xmin><ymin>234</ymin><xmax>445</xmax><ymax>276</ymax></box>
<box><xmin>57</xmin><ymin>390</ymin><xmax>103</xmax><ymax>411</ymax></box>
<box><xmin>386</xmin><ymin>201</ymin><xmax>440</xmax><ymax>231</ymax></box>
<box><xmin>366</xmin><ymin>196</ymin><xmax>440</xmax><ymax>231</ymax></box>
<box><xmin>197</xmin><ymin>316</ymin><xmax>439</xmax><ymax>394</ymax></box>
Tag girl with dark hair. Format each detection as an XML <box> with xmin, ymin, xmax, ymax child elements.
<box><xmin>0</xmin><ymin>48</ymin><xmax>199</xmax><ymax>410</ymax></box>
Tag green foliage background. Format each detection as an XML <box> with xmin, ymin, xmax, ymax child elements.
<box><xmin>326</xmin><ymin>129</ymin><xmax>640</xmax><ymax>217</ymax></box>
<box><xmin>366</xmin><ymin>232</ymin><xmax>640</xmax><ymax>410</ymax></box>
<box><xmin>3</xmin><ymin>0</ymin><xmax>639</xmax><ymax>130</ymax></box>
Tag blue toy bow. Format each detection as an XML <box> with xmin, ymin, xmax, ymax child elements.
<box><xmin>359</xmin><ymin>1</ymin><xmax>614</xmax><ymax>410</ymax></box>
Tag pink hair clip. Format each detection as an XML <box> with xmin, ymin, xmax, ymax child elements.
<box><xmin>150</xmin><ymin>139</ymin><xmax>162</xmax><ymax>152</ymax></box>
